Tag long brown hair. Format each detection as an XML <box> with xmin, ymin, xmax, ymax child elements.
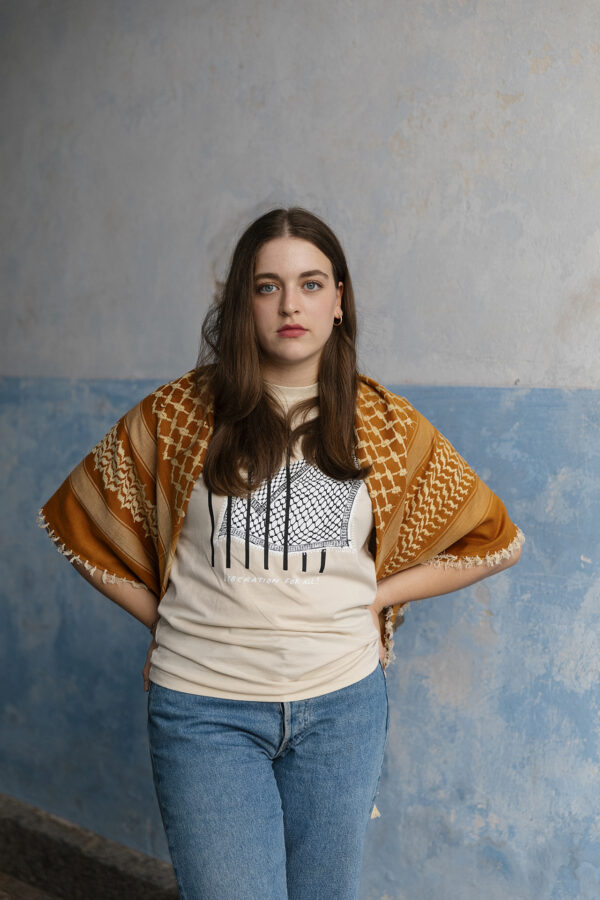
<box><xmin>195</xmin><ymin>207</ymin><xmax>370</xmax><ymax>496</ymax></box>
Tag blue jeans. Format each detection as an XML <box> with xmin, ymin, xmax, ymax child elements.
<box><xmin>147</xmin><ymin>662</ymin><xmax>389</xmax><ymax>899</ymax></box>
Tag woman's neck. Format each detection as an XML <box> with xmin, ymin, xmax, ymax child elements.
<box><xmin>259</xmin><ymin>362</ymin><xmax>319</xmax><ymax>388</ymax></box>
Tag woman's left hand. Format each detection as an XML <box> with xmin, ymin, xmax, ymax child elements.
<box><xmin>143</xmin><ymin>638</ymin><xmax>158</xmax><ymax>692</ymax></box>
<box><xmin>365</xmin><ymin>603</ymin><xmax>386</xmax><ymax>664</ymax></box>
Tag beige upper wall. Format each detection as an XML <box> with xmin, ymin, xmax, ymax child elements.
<box><xmin>2</xmin><ymin>0</ymin><xmax>599</xmax><ymax>387</ymax></box>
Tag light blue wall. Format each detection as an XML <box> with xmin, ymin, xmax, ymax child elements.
<box><xmin>2</xmin><ymin>1</ymin><xmax>600</xmax><ymax>897</ymax></box>
<box><xmin>2</xmin><ymin>376</ymin><xmax>599</xmax><ymax>898</ymax></box>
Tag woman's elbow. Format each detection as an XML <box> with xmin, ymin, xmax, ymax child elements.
<box><xmin>499</xmin><ymin>543</ymin><xmax>522</xmax><ymax>571</ymax></box>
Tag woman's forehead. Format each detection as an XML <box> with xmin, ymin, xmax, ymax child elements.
<box><xmin>254</xmin><ymin>237</ymin><xmax>332</xmax><ymax>275</ymax></box>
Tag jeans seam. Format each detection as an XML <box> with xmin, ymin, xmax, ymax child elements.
<box><xmin>369</xmin><ymin>664</ymin><xmax>390</xmax><ymax>811</ymax></box>
<box><xmin>148</xmin><ymin>696</ymin><xmax>190</xmax><ymax>899</ymax></box>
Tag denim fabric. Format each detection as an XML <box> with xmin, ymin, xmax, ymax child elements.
<box><xmin>147</xmin><ymin>661</ymin><xmax>389</xmax><ymax>899</ymax></box>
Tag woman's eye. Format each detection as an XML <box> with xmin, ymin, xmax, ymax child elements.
<box><xmin>257</xmin><ymin>283</ymin><xmax>277</xmax><ymax>294</ymax></box>
<box><xmin>304</xmin><ymin>281</ymin><xmax>321</xmax><ymax>291</ymax></box>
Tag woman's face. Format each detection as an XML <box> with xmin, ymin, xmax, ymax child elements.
<box><xmin>251</xmin><ymin>236</ymin><xmax>343</xmax><ymax>386</ymax></box>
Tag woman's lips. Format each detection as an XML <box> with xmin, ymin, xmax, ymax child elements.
<box><xmin>278</xmin><ymin>326</ymin><xmax>307</xmax><ymax>337</ymax></box>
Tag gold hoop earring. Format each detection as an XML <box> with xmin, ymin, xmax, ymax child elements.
<box><xmin>333</xmin><ymin>313</ymin><xmax>343</xmax><ymax>326</ymax></box>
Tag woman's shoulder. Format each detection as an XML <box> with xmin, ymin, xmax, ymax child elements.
<box><xmin>355</xmin><ymin>373</ymin><xmax>441</xmax><ymax>458</ymax></box>
<box><xmin>356</xmin><ymin>372</ymin><xmax>417</xmax><ymax>421</ymax></box>
<box><xmin>137</xmin><ymin>366</ymin><xmax>214</xmax><ymax>416</ymax></box>
<box><xmin>121</xmin><ymin>367</ymin><xmax>215</xmax><ymax>445</ymax></box>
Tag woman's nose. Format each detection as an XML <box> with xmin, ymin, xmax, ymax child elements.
<box><xmin>279</xmin><ymin>288</ymin><xmax>300</xmax><ymax>315</ymax></box>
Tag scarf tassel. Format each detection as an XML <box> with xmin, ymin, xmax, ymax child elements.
<box><xmin>37</xmin><ymin>509</ymin><xmax>148</xmax><ymax>589</ymax></box>
<box><xmin>422</xmin><ymin>527</ymin><xmax>525</xmax><ymax>570</ymax></box>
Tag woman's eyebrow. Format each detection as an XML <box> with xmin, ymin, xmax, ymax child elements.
<box><xmin>254</xmin><ymin>269</ymin><xmax>330</xmax><ymax>280</ymax></box>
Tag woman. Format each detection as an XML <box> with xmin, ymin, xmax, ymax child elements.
<box><xmin>39</xmin><ymin>207</ymin><xmax>523</xmax><ymax>899</ymax></box>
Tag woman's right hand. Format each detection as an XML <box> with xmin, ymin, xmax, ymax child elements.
<box><xmin>143</xmin><ymin>638</ymin><xmax>158</xmax><ymax>692</ymax></box>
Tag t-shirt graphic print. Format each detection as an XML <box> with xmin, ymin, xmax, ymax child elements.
<box><xmin>212</xmin><ymin>456</ymin><xmax>363</xmax><ymax>575</ymax></box>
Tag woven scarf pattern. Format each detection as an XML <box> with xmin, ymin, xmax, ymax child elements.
<box><xmin>39</xmin><ymin>370</ymin><xmax>524</xmax><ymax>669</ymax></box>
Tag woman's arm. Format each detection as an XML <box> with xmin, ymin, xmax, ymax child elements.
<box><xmin>372</xmin><ymin>544</ymin><xmax>522</xmax><ymax>614</ymax></box>
<box><xmin>71</xmin><ymin>560</ymin><xmax>160</xmax><ymax>632</ymax></box>
<box><xmin>71</xmin><ymin>561</ymin><xmax>160</xmax><ymax>692</ymax></box>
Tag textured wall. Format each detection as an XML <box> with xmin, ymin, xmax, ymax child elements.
<box><xmin>2</xmin><ymin>0</ymin><xmax>600</xmax><ymax>386</ymax></box>
<box><xmin>368</xmin><ymin>386</ymin><xmax>600</xmax><ymax>900</ymax></box>
<box><xmin>2</xmin><ymin>2</ymin><xmax>600</xmax><ymax>898</ymax></box>
<box><xmin>1</xmin><ymin>377</ymin><xmax>598</xmax><ymax>899</ymax></box>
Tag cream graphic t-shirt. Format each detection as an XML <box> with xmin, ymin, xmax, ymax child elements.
<box><xmin>149</xmin><ymin>380</ymin><xmax>381</xmax><ymax>701</ymax></box>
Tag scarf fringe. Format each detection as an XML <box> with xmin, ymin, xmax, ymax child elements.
<box><xmin>382</xmin><ymin>605</ymin><xmax>398</xmax><ymax>669</ymax></box>
<box><xmin>422</xmin><ymin>527</ymin><xmax>525</xmax><ymax>570</ymax></box>
<box><xmin>37</xmin><ymin>510</ymin><xmax>148</xmax><ymax>589</ymax></box>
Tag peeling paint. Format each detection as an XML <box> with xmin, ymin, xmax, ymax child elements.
<box><xmin>389</xmin><ymin>131</ymin><xmax>410</xmax><ymax>157</ymax></box>
<box><xmin>529</xmin><ymin>51</ymin><xmax>554</xmax><ymax>74</ymax></box>
<box><xmin>555</xmin><ymin>277</ymin><xmax>600</xmax><ymax>339</ymax></box>
<box><xmin>495</xmin><ymin>89</ymin><xmax>524</xmax><ymax>109</ymax></box>
<box><xmin>570</xmin><ymin>47</ymin><xmax>583</xmax><ymax>65</ymax></box>
<box><xmin>552</xmin><ymin>580</ymin><xmax>600</xmax><ymax>695</ymax></box>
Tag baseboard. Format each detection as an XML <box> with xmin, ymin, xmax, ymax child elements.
<box><xmin>0</xmin><ymin>793</ymin><xmax>178</xmax><ymax>900</ymax></box>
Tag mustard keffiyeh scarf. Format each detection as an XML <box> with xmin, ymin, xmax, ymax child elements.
<box><xmin>39</xmin><ymin>369</ymin><xmax>524</xmax><ymax>668</ymax></box>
